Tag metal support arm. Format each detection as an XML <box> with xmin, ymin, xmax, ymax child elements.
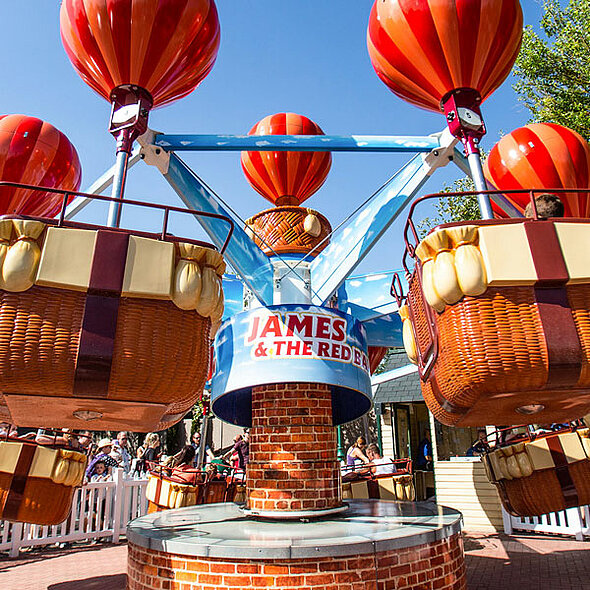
<box><xmin>160</xmin><ymin>152</ymin><xmax>274</xmax><ymax>304</ymax></box>
<box><xmin>154</xmin><ymin>134</ymin><xmax>441</xmax><ymax>153</ymax></box>
<box><xmin>310</xmin><ymin>132</ymin><xmax>456</xmax><ymax>306</ymax></box>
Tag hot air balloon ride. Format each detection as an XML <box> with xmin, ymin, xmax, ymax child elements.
<box><xmin>378</xmin><ymin>0</ymin><xmax>590</xmax><ymax>426</ymax></box>
<box><xmin>241</xmin><ymin>112</ymin><xmax>333</xmax><ymax>256</ymax></box>
<box><xmin>60</xmin><ymin>0</ymin><xmax>220</xmax><ymax>225</ymax></box>
<box><xmin>0</xmin><ymin>0</ymin><xmax>231</xmax><ymax>439</ymax></box>
<box><xmin>145</xmin><ymin>463</ymin><xmax>238</xmax><ymax>513</ymax></box>
<box><xmin>484</xmin><ymin>123</ymin><xmax>590</xmax><ymax>218</ymax></box>
<box><xmin>482</xmin><ymin>424</ymin><xmax>590</xmax><ymax>517</ymax></box>
<box><xmin>396</xmin><ymin>141</ymin><xmax>590</xmax><ymax>426</ymax></box>
<box><xmin>0</xmin><ymin>429</ymin><xmax>87</xmax><ymax>525</ymax></box>
<box><xmin>367</xmin><ymin>0</ymin><xmax>523</xmax><ymax>217</ymax></box>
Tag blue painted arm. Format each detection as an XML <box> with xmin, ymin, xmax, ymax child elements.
<box><xmin>154</xmin><ymin>134</ymin><xmax>440</xmax><ymax>153</ymax></box>
<box><xmin>162</xmin><ymin>153</ymin><xmax>274</xmax><ymax>305</ymax></box>
<box><xmin>310</xmin><ymin>154</ymin><xmax>433</xmax><ymax>305</ymax></box>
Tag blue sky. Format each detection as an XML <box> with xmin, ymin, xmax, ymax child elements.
<box><xmin>0</xmin><ymin>1</ymin><xmax>544</xmax><ymax>275</ymax></box>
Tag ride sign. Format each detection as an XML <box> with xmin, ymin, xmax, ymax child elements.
<box><xmin>211</xmin><ymin>305</ymin><xmax>372</xmax><ymax>427</ymax></box>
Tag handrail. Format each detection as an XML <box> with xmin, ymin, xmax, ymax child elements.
<box><xmin>401</xmin><ymin>187</ymin><xmax>590</xmax><ymax>276</ymax></box>
<box><xmin>0</xmin><ymin>180</ymin><xmax>235</xmax><ymax>254</ymax></box>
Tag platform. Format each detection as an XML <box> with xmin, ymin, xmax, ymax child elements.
<box><xmin>127</xmin><ymin>500</ymin><xmax>466</xmax><ymax>589</ymax></box>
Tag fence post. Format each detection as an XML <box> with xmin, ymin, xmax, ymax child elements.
<box><xmin>501</xmin><ymin>507</ymin><xmax>513</xmax><ymax>535</ymax></box>
<box><xmin>9</xmin><ymin>522</ymin><xmax>23</xmax><ymax>558</ymax></box>
<box><xmin>111</xmin><ymin>468</ymin><xmax>125</xmax><ymax>543</ymax></box>
<box><xmin>566</xmin><ymin>507</ymin><xmax>584</xmax><ymax>542</ymax></box>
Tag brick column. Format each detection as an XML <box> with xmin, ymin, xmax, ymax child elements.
<box><xmin>246</xmin><ymin>382</ymin><xmax>342</xmax><ymax>514</ymax></box>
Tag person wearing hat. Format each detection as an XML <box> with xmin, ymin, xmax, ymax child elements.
<box><xmin>85</xmin><ymin>438</ymin><xmax>119</xmax><ymax>481</ymax></box>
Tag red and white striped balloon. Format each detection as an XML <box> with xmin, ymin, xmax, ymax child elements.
<box><xmin>367</xmin><ymin>0</ymin><xmax>523</xmax><ymax>112</ymax></box>
<box><xmin>60</xmin><ymin>0</ymin><xmax>220</xmax><ymax>108</ymax></box>
<box><xmin>484</xmin><ymin>123</ymin><xmax>590</xmax><ymax>218</ymax></box>
<box><xmin>241</xmin><ymin>113</ymin><xmax>332</xmax><ymax>207</ymax></box>
<box><xmin>0</xmin><ymin>115</ymin><xmax>82</xmax><ymax>216</ymax></box>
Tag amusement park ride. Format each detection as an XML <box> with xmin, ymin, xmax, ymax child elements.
<box><xmin>1</xmin><ymin>0</ymin><xmax>590</xmax><ymax>587</ymax></box>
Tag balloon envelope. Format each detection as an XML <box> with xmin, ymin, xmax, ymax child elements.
<box><xmin>60</xmin><ymin>0</ymin><xmax>220</xmax><ymax>107</ymax></box>
<box><xmin>241</xmin><ymin>113</ymin><xmax>332</xmax><ymax>206</ymax></box>
<box><xmin>367</xmin><ymin>0</ymin><xmax>523</xmax><ymax>112</ymax></box>
<box><xmin>0</xmin><ymin>115</ymin><xmax>82</xmax><ymax>216</ymax></box>
<box><xmin>484</xmin><ymin>123</ymin><xmax>590</xmax><ymax>217</ymax></box>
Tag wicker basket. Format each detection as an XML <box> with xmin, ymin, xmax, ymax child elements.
<box><xmin>341</xmin><ymin>474</ymin><xmax>415</xmax><ymax>501</ymax></box>
<box><xmin>494</xmin><ymin>461</ymin><xmax>590</xmax><ymax>516</ymax></box>
<box><xmin>245</xmin><ymin>206</ymin><xmax>331</xmax><ymax>256</ymax></box>
<box><xmin>0</xmin><ymin>286</ymin><xmax>210</xmax><ymax>431</ymax></box>
<box><xmin>483</xmin><ymin>430</ymin><xmax>590</xmax><ymax>516</ymax></box>
<box><xmin>0</xmin><ymin>214</ymin><xmax>228</xmax><ymax>432</ymax></box>
<box><xmin>409</xmin><ymin>278</ymin><xmax>590</xmax><ymax>426</ymax></box>
<box><xmin>145</xmin><ymin>471</ymin><xmax>230</xmax><ymax>511</ymax></box>
<box><xmin>0</xmin><ymin>441</ymin><xmax>86</xmax><ymax>525</ymax></box>
<box><xmin>404</xmin><ymin>218</ymin><xmax>590</xmax><ymax>427</ymax></box>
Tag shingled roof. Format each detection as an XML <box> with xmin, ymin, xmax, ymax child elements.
<box><xmin>373</xmin><ymin>348</ymin><xmax>423</xmax><ymax>404</ymax></box>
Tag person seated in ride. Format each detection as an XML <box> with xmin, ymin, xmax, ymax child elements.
<box><xmin>366</xmin><ymin>443</ymin><xmax>397</xmax><ymax>476</ymax></box>
<box><xmin>524</xmin><ymin>193</ymin><xmax>564</xmax><ymax>218</ymax></box>
<box><xmin>342</xmin><ymin>436</ymin><xmax>371</xmax><ymax>480</ymax></box>
<box><xmin>466</xmin><ymin>429</ymin><xmax>490</xmax><ymax>456</ymax></box>
<box><xmin>533</xmin><ymin>423</ymin><xmax>554</xmax><ymax>435</ymax></box>
<box><xmin>171</xmin><ymin>445</ymin><xmax>200</xmax><ymax>485</ymax></box>
<box><xmin>346</xmin><ymin>436</ymin><xmax>370</xmax><ymax>470</ymax></box>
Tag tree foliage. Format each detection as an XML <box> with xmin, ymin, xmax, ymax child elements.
<box><xmin>513</xmin><ymin>0</ymin><xmax>590</xmax><ymax>141</ymax></box>
<box><xmin>418</xmin><ymin>176</ymin><xmax>482</xmax><ymax>238</ymax></box>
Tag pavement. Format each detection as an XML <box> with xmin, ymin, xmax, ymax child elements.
<box><xmin>0</xmin><ymin>532</ymin><xmax>588</xmax><ymax>589</ymax></box>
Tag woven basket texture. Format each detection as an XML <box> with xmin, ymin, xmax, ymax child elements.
<box><xmin>0</xmin><ymin>286</ymin><xmax>210</xmax><ymax>407</ymax></box>
<box><xmin>246</xmin><ymin>206</ymin><xmax>331</xmax><ymax>256</ymax></box>
<box><xmin>498</xmin><ymin>460</ymin><xmax>590</xmax><ymax>516</ymax></box>
<box><xmin>147</xmin><ymin>501</ymin><xmax>162</xmax><ymax>514</ymax></box>
<box><xmin>409</xmin><ymin>276</ymin><xmax>590</xmax><ymax>426</ymax></box>
<box><xmin>0</xmin><ymin>474</ymin><xmax>75</xmax><ymax>525</ymax></box>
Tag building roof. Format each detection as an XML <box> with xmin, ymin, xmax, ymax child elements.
<box><xmin>373</xmin><ymin>348</ymin><xmax>424</xmax><ymax>404</ymax></box>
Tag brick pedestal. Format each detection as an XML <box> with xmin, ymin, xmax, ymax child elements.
<box><xmin>128</xmin><ymin>532</ymin><xmax>467</xmax><ymax>589</ymax></box>
<box><xmin>246</xmin><ymin>382</ymin><xmax>341</xmax><ymax>514</ymax></box>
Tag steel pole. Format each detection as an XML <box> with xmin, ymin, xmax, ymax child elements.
<box><xmin>106</xmin><ymin>150</ymin><xmax>130</xmax><ymax>228</ymax></box>
<box><xmin>196</xmin><ymin>412</ymin><xmax>209</xmax><ymax>470</ymax></box>
<box><xmin>467</xmin><ymin>150</ymin><xmax>494</xmax><ymax>220</ymax></box>
<box><xmin>337</xmin><ymin>425</ymin><xmax>345</xmax><ymax>463</ymax></box>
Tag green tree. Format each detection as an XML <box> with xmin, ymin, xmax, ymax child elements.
<box><xmin>513</xmin><ymin>0</ymin><xmax>590</xmax><ymax>141</ymax></box>
<box><xmin>418</xmin><ymin>177</ymin><xmax>481</xmax><ymax>238</ymax></box>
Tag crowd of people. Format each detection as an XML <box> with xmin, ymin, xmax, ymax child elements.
<box><xmin>0</xmin><ymin>424</ymin><xmax>252</xmax><ymax>485</ymax></box>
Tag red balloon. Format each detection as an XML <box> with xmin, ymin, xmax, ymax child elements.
<box><xmin>0</xmin><ymin>115</ymin><xmax>82</xmax><ymax>216</ymax></box>
<box><xmin>241</xmin><ymin>113</ymin><xmax>332</xmax><ymax>206</ymax></box>
<box><xmin>484</xmin><ymin>123</ymin><xmax>590</xmax><ymax>217</ymax></box>
<box><xmin>367</xmin><ymin>0</ymin><xmax>523</xmax><ymax>112</ymax></box>
<box><xmin>60</xmin><ymin>0</ymin><xmax>220</xmax><ymax>108</ymax></box>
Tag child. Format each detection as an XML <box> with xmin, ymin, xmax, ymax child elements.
<box><xmin>524</xmin><ymin>193</ymin><xmax>564</xmax><ymax>218</ymax></box>
<box><xmin>88</xmin><ymin>460</ymin><xmax>109</xmax><ymax>482</ymax></box>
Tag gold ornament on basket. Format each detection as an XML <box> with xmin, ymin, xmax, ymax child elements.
<box><xmin>2</xmin><ymin>220</ymin><xmax>45</xmax><ymax>292</ymax></box>
<box><xmin>173</xmin><ymin>243</ymin><xmax>205</xmax><ymax>310</ymax></box>
<box><xmin>446</xmin><ymin>225</ymin><xmax>487</xmax><ymax>296</ymax></box>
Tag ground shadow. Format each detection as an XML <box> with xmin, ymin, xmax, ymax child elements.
<box><xmin>465</xmin><ymin>534</ymin><xmax>589</xmax><ymax>590</ymax></box>
<box><xmin>0</xmin><ymin>542</ymin><xmax>123</xmax><ymax>572</ymax></box>
<box><xmin>48</xmin><ymin>573</ymin><xmax>126</xmax><ymax>590</ymax></box>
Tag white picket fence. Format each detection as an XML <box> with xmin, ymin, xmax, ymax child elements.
<box><xmin>503</xmin><ymin>504</ymin><xmax>590</xmax><ymax>541</ymax></box>
<box><xmin>0</xmin><ymin>469</ymin><xmax>148</xmax><ymax>557</ymax></box>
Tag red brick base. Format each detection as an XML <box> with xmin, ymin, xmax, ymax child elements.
<box><xmin>128</xmin><ymin>533</ymin><xmax>466</xmax><ymax>589</ymax></box>
<box><xmin>246</xmin><ymin>382</ymin><xmax>341</xmax><ymax>513</ymax></box>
